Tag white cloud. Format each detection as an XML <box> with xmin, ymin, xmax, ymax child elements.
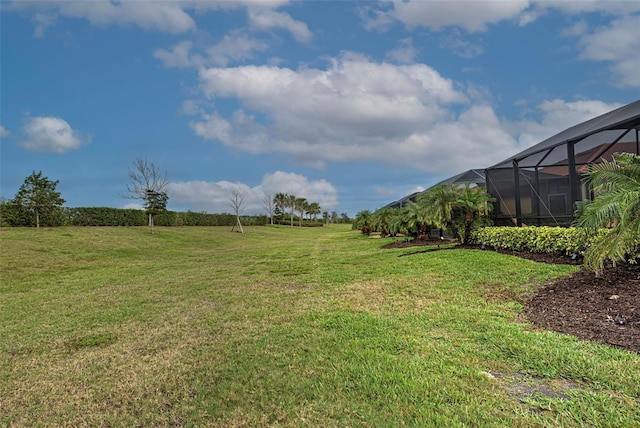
<box><xmin>191</xmin><ymin>54</ymin><xmax>530</xmax><ymax>174</ymax></box>
<box><xmin>123</xmin><ymin>203</ymin><xmax>144</xmax><ymax>210</ymax></box>
<box><xmin>386</xmin><ymin>37</ymin><xmax>419</xmax><ymax>64</ymax></box>
<box><xmin>363</xmin><ymin>1</ymin><xmax>640</xmax><ymax>34</ymax></box>
<box><xmin>11</xmin><ymin>0</ymin><xmax>308</xmax><ymax>39</ymax></box>
<box><xmin>14</xmin><ymin>1</ymin><xmax>197</xmax><ymax>35</ymax></box>
<box><xmin>0</xmin><ymin>125</ymin><xmax>9</xmax><ymax>138</ymax></box>
<box><xmin>167</xmin><ymin>180</ymin><xmax>260</xmax><ymax>213</ymax></box>
<box><xmin>167</xmin><ymin>171</ymin><xmax>338</xmax><ymax>214</ymax></box>
<box><xmin>154</xmin><ymin>31</ymin><xmax>275</xmax><ymax>71</ymax></box>
<box><xmin>509</xmin><ymin>99</ymin><xmax>624</xmax><ymax>147</ymax></box>
<box><xmin>190</xmin><ymin>53</ymin><xmax>626</xmax><ymax>174</ymax></box>
<box><xmin>373</xmin><ymin>0</ymin><xmax>530</xmax><ymax>32</ymax></box>
<box><xmin>260</xmin><ymin>171</ymin><xmax>338</xmax><ymax>209</ymax></box>
<box><xmin>573</xmin><ymin>14</ymin><xmax>640</xmax><ymax>87</ymax></box>
<box><xmin>19</xmin><ymin>116</ymin><xmax>90</xmax><ymax>153</ymax></box>
<box><xmin>248</xmin><ymin>8</ymin><xmax>312</xmax><ymax>43</ymax></box>
<box><xmin>206</xmin><ymin>30</ymin><xmax>270</xmax><ymax>66</ymax></box>
<box><xmin>439</xmin><ymin>31</ymin><xmax>485</xmax><ymax>58</ymax></box>
<box><xmin>536</xmin><ymin>0</ymin><xmax>640</xmax><ymax>15</ymax></box>
<box><xmin>154</xmin><ymin>40</ymin><xmax>197</xmax><ymax>68</ymax></box>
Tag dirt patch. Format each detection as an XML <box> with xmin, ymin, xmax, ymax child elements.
<box><xmin>483</xmin><ymin>371</ymin><xmax>581</xmax><ymax>404</ymax></box>
<box><xmin>385</xmin><ymin>240</ymin><xmax>640</xmax><ymax>353</ymax></box>
<box><xmin>525</xmin><ymin>263</ymin><xmax>640</xmax><ymax>353</ymax></box>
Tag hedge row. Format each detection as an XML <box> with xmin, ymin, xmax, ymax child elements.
<box><xmin>0</xmin><ymin>204</ymin><xmax>269</xmax><ymax>228</ymax></box>
<box><xmin>469</xmin><ymin>226</ymin><xmax>610</xmax><ymax>256</ymax></box>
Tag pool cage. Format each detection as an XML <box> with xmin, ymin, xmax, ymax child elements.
<box><xmin>486</xmin><ymin>100</ymin><xmax>640</xmax><ymax>227</ymax></box>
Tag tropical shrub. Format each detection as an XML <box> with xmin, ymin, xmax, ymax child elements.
<box><xmin>575</xmin><ymin>152</ymin><xmax>640</xmax><ymax>274</ymax></box>
<box><xmin>469</xmin><ymin>226</ymin><xmax>606</xmax><ymax>256</ymax></box>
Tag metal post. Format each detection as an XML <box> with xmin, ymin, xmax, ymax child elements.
<box><xmin>533</xmin><ymin>167</ymin><xmax>540</xmax><ymax>223</ymax></box>
<box><xmin>567</xmin><ymin>141</ymin><xmax>578</xmax><ymax>219</ymax></box>
<box><xmin>513</xmin><ymin>160</ymin><xmax>522</xmax><ymax>227</ymax></box>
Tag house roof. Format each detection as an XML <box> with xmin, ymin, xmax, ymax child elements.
<box><xmin>383</xmin><ymin>169</ymin><xmax>486</xmax><ymax>209</ymax></box>
<box><xmin>488</xmin><ymin>99</ymin><xmax>640</xmax><ymax>170</ymax></box>
<box><xmin>429</xmin><ymin>169</ymin><xmax>485</xmax><ymax>188</ymax></box>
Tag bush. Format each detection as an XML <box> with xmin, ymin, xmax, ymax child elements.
<box><xmin>0</xmin><ymin>206</ymin><xmax>269</xmax><ymax>228</ymax></box>
<box><xmin>469</xmin><ymin>226</ymin><xmax>610</xmax><ymax>256</ymax></box>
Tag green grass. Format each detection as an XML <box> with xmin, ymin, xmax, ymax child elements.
<box><xmin>1</xmin><ymin>225</ymin><xmax>638</xmax><ymax>427</ymax></box>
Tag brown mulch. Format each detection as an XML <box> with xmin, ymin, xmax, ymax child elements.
<box><xmin>381</xmin><ymin>239</ymin><xmax>640</xmax><ymax>353</ymax></box>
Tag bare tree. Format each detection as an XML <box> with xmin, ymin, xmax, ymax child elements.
<box><xmin>262</xmin><ymin>193</ymin><xmax>274</xmax><ymax>225</ymax></box>
<box><xmin>122</xmin><ymin>157</ymin><xmax>169</xmax><ymax>234</ymax></box>
<box><xmin>227</xmin><ymin>184</ymin><xmax>247</xmax><ymax>233</ymax></box>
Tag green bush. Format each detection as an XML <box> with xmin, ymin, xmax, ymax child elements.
<box><xmin>1</xmin><ymin>206</ymin><xmax>269</xmax><ymax>228</ymax></box>
<box><xmin>469</xmin><ymin>226</ymin><xmax>610</xmax><ymax>256</ymax></box>
<box><xmin>67</xmin><ymin>207</ymin><xmax>147</xmax><ymax>226</ymax></box>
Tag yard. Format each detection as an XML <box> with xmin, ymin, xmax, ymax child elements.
<box><xmin>1</xmin><ymin>226</ymin><xmax>638</xmax><ymax>426</ymax></box>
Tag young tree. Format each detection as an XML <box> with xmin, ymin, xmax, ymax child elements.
<box><xmin>401</xmin><ymin>201</ymin><xmax>432</xmax><ymax>239</ymax></box>
<box><xmin>144</xmin><ymin>190</ymin><xmax>169</xmax><ymax>235</ymax></box>
<box><xmin>226</xmin><ymin>184</ymin><xmax>247</xmax><ymax>233</ymax></box>
<box><xmin>123</xmin><ymin>157</ymin><xmax>169</xmax><ymax>233</ymax></box>
<box><xmin>274</xmin><ymin>193</ymin><xmax>288</xmax><ymax>224</ymax></box>
<box><xmin>372</xmin><ymin>207</ymin><xmax>398</xmax><ymax>237</ymax></box>
<box><xmin>295</xmin><ymin>197</ymin><xmax>307</xmax><ymax>226</ymax></box>
<box><xmin>417</xmin><ymin>184</ymin><xmax>458</xmax><ymax>238</ymax></box>
<box><xmin>287</xmin><ymin>194</ymin><xmax>296</xmax><ymax>227</ymax></box>
<box><xmin>354</xmin><ymin>210</ymin><xmax>372</xmax><ymax>235</ymax></box>
<box><xmin>576</xmin><ymin>153</ymin><xmax>640</xmax><ymax>274</ymax></box>
<box><xmin>307</xmin><ymin>202</ymin><xmax>321</xmax><ymax>221</ymax></box>
<box><xmin>322</xmin><ymin>210</ymin><xmax>329</xmax><ymax>225</ymax></box>
<box><xmin>12</xmin><ymin>171</ymin><xmax>65</xmax><ymax>228</ymax></box>
<box><xmin>452</xmin><ymin>184</ymin><xmax>494</xmax><ymax>244</ymax></box>
<box><xmin>262</xmin><ymin>193</ymin><xmax>274</xmax><ymax>225</ymax></box>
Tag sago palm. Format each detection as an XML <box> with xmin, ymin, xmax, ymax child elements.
<box><xmin>417</xmin><ymin>184</ymin><xmax>458</xmax><ymax>237</ymax></box>
<box><xmin>372</xmin><ymin>207</ymin><xmax>397</xmax><ymax>237</ymax></box>
<box><xmin>453</xmin><ymin>184</ymin><xmax>495</xmax><ymax>244</ymax></box>
<box><xmin>575</xmin><ymin>152</ymin><xmax>640</xmax><ymax>274</ymax></box>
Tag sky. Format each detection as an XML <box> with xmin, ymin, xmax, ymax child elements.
<box><xmin>1</xmin><ymin>1</ymin><xmax>640</xmax><ymax>217</ymax></box>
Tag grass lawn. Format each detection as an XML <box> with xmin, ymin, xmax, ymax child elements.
<box><xmin>1</xmin><ymin>225</ymin><xmax>638</xmax><ymax>427</ymax></box>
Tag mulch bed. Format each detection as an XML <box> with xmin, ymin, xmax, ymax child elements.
<box><xmin>381</xmin><ymin>239</ymin><xmax>640</xmax><ymax>353</ymax></box>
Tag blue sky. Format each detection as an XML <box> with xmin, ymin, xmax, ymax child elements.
<box><xmin>2</xmin><ymin>1</ymin><xmax>639</xmax><ymax>216</ymax></box>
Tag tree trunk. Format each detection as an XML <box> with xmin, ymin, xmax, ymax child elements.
<box><xmin>231</xmin><ymin>215</ymin><xmax>244</xmax><ymax>233</ymax></box>
<box><xmin>36</xmin><ymin>209</ymin><xmax>40</xmax><ymax>228</ymax></box>
<box><xmin>149</xmin><ymin>213</ymin><xmax>155</xmax><ymax>235</ymax></box>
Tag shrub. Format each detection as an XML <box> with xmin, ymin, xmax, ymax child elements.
<box><xmin>469</xmin><ymin>226</ymin><xmax>609</xmax><ymax>256</ymax></box>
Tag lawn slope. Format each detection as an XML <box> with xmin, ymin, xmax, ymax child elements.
<box><xmin>1</xmin><ymin>226</ymin><xmax>638</xmax><ymax>427</ymax></box>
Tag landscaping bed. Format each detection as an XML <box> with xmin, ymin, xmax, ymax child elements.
<box><xmin>384</xmin><ymin>239</ymin><xmax>640</xmax><ymax>353</ymax></box>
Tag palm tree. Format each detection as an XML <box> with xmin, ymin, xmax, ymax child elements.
<box><xmin>354</xmin><ymin>210</ymin><xmax>373</xmax><ymax>235</ymax></box>
<box><xmin>575</xmin><ymin>152</ymin><xmax>640</xmax><ymax>274</ymax></box>
<box><xmin>401</xmin><ymin>201</ymin><xmax>432</xmax><ymax>239</ymax></box>
<box><xmin>372</xmin><ymin>207</ymin><xmax>397</xmax><ymax>237</ymax></box>
<box><xmin>295</xmin><ymin>197</ymin><xmax>307</xmax><ymax>226</ymax></box>
<box><xmin>417</xmin><ymin>184</ymin><xmax>458</xmax><ymax>238</ymax></box>
<box><xmin>453</xmin><ymin>184</ymin><xmax>494</xmax><ymax>244</ymax></box>
<box><xmin>307</xmin><ymin>202</ymin><xmax>321</xmax><ymax>221</ymax></box>
<box><xmin>287</xmin><ymin>194</ymin><xmax>296</xmax><ymax>227</ymax></box>
<box><xmin>274</xmin><ymin>193</ymin><xmax>287</xmax><ymax>223</ymax></box>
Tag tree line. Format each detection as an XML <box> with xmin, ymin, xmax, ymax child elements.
<box><xmin>265</xmin><ymin>192</ymin><xmax>350</xmax><ymax>226</ymax></box>
<box><xmin>0</xmin><ymin>159</ymin><xmax>351</xmax><ymax>229</ymax></box>
<box><xmin>354</xmin><ymin>183</ymin><xmax>494</xmax><ymax>244</ymax></box>
<box><xmin>356</xmin><ymin>152</ymin><xmax>639</xmax><ymax>275</ymax></box>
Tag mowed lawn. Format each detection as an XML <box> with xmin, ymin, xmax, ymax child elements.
<box><xmin>1</xmin><ymin>226</ymin><xmax>638</xmax><ymax>427</ymax></box>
